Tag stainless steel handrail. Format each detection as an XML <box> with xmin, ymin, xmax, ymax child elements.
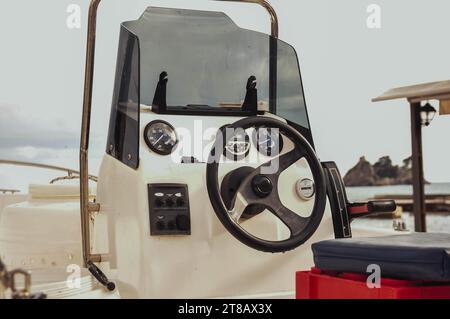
<box><xmin>0</xmin><ymin>159</ymin><xmax>98</xmax><ymax>183</ymax></box>
<box><xmin>80</xmin><ymin>0</ymin><xmax>279</xmax><ymax>266</ymax></box>
<box><xmin>213</xmin><ymin>0</ymin><xmax>279</xmax><ymax>38</ymax></box>
<box><xmin>50</xmin><ymin>175</ymin><xmax>98</xmax><ymax>185</ymax></box>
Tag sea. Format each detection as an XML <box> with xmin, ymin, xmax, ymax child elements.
<box><xmin>346</xmin><ymin>183</ymin><xmax>450</xmax><ymax>233</ymax></box>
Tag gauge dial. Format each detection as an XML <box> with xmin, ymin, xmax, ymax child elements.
<box><xmin>144</xmin><ymin>121</ymin><xmax>178</xmax><ymax>155</ymax></box>
<box><xmin>223</xmin><ymin>129</ymin><xmax>250</xmax><ymax>161</ymax></box>
<box><xmin>253</xmin><ymin>127</ymin><xmax>284</xmax><ymax>156</ymax></box>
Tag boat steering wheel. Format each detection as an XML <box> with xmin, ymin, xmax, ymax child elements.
<box><xmin>206</xmin><ymin>117</ymin><xmax>327</xmax><ymax>253</ymax></box>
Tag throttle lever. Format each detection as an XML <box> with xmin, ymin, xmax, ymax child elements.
<box><xmin>348</xmin><ymin>200</ymin><xmax>397</xmax><ymax>219</ymax></box>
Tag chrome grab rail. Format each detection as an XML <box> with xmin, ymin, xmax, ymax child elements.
<box><xmin>0</xmin><ymin>159</ymin><xmax>98</xmax><ymax>183</ymax></box>
<box><xmin>50</xmin><ymin>175</ymin><xmax>98</xmax><ymax>185</ymax></box>
<box><xmin>213</xmin><ymin>0</ymin><xmax>279</xmax><ymax>38</ymax></box>
<box><xmin>81</xmin><ymin>0</ymin><xmax>279</xmax><ymax>266</ymax></box>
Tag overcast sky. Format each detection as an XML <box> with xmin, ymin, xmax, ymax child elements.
<box><xmin>1</xmin><ymin>0</ymin><xmax>450</xmax><ymax>192</ymax></box>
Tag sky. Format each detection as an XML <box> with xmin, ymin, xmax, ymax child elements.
<box><xmin>0</xmin><ymin>0</ymin><xmax>450</xmax><ymax>192</ymax></box>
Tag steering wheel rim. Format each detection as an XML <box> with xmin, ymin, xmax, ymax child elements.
<box><xmin>206</xmin><ymin>116</ymin><xmax>327</xmax><ymax>253</ymax></box>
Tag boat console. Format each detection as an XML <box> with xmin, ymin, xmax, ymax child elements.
<box><xmin>82</xmin><ymin>6</ymin><xmax>327</xmax><ymax>298</ymax></box>
<box><xmin>87</xmin><ymin>6</ymin><xmax>396</xmax><ymax>298</ymax></box>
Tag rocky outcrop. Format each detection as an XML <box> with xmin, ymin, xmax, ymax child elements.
<box><xmin>343</xmin><ymin>157</ymin><xmax>377</xmax><ymax>186</ymax></box>
<box><xmin>343</xmin><ymin>156</ymin><xmax>428</xmax><ymax>187</ymax></box>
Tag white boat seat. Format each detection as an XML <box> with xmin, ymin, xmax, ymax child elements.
<box><xmin>0</xmin><ymin>185</ymin><xmax>89</xmax><ymax>269</ymax></box>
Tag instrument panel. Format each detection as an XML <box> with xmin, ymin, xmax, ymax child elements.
<box><xmin>143</xmin><ymin>120</ymin><xmax>285</xmax><ymax>160</ymax></box>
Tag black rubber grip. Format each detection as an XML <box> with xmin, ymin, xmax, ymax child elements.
<box><xmin>87</xmin><ymin>261</ymin><xmax>116</xmax><ymax>292</ymax></box>
<box><xmin>368</xmin><ymin>200</ymin><xmax>397</xmax><ymax>213</ymax></box>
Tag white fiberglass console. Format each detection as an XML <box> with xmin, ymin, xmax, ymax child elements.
<box><xmin>95</xmin><ymin>109</ymin><xmax>335</xmax><ymax>299</ymax></box>
<box><xmin>85</xmin><ymin>6</ymin><xmax>339</xmax><ymax>299</ymax></box>
<box><xmin>71</xmin><ymin>3</ymin><xmax>396</xmax><ymax>299</ymax></box>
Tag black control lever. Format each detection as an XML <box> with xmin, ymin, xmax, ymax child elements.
<box><xmin>87</xmin><ymin>261</ymin><xmax>116</xmax><ymax>292</ymax></box>
<box><xmin>348</xmin><ymin>200</ymin><xmax>397</xmax><ymax>219</ymax></box>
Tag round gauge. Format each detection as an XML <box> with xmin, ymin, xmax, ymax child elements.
<box><xmin>144</xmin><ymin>120</ymin><xmax>178</xmax><ymax>155</ymax></box>
<box><xmin>223</xmin><ymin>129</ymin><xmax>251</xmax><ymax>161</ymax></box>
<box><xmin>253</xmin><ymin>127</ymin><xmax>284</xmax><ymax>156</ymax></box>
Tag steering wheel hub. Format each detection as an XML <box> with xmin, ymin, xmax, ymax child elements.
<box><xmin>251</xmin><ymin>175</ymin><xmax>273</xmax><ymax>198</ymax></box>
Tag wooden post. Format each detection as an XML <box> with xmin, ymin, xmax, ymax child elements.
<box><xmin>410</xmin><ymin>102</ymin><xmax>426</xmax><ymax>232</ymax></box>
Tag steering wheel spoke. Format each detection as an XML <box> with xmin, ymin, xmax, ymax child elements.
<box><xmin>228</xmin><ymin>173</ymin><xmax>268</xmax><ymax>221</ymax></box>
<box><xmin>228</xmin><ymin>191</ymin><xmax>249</xmax><ymax>223</ymax></box>
<box><xmin>270</xmin><ymin>204</ymin><xmax>308</xmax><ymax>237</ymax></box>
<box><xmin>260</xmin><ymin>148</ymin><xmax>305</xmax><ymax>176</ymax></box>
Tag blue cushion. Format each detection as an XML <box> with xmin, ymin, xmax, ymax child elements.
<box><xmin>312</xmin><ymin>233</ymin><xmax>450</xmax><ymax>282</ymax></box>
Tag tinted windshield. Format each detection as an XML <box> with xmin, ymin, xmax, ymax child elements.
<box><xmin>122</xmin><ymin>7</ymin><xmax>309</xmax><ymax>128</ymax></box>
<box><xmin>108</xmin><ymin>7</ymin><xmax>313</xmax><ymax>169</ymax></box>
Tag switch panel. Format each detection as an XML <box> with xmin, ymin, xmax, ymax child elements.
<box><xmin>148</xmin><ymin>184</ymin><xmax>191</xmax><ymax>236</ymax></box>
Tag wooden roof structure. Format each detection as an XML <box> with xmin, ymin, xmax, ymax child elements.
<box><xmin>373</xmin><ymin>80</ymin><xmax>450</xmax><ymax>114</ymax></box>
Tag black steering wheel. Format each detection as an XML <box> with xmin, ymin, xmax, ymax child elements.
<box><xmin>206</xmin><ymin>116</ymin><xmax>327</xmax><ymax>253</ymax></box>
